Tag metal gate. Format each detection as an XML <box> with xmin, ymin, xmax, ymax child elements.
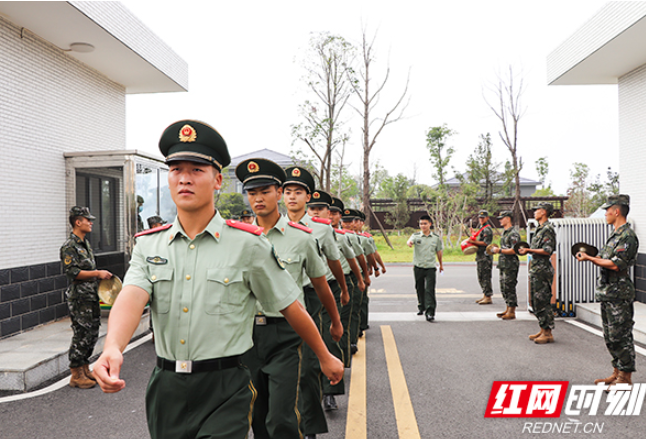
<box><xmin>527</xmin><ymin>218</ymin><xmax>633</xmax><ymax>317</ymax></box>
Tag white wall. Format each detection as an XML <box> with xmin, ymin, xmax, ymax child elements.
<box><xmin>0</xmin><ymin>17</ymin><xmax>125</xmax><ymax>269</ymax></box>
<box><xmin>618</xmin><ymin>64</ymin><xmax>646</xmax><ymax>250</ymax></box>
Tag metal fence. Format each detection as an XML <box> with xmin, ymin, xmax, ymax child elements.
<box><xmin>527</xmin><ymin>217</ymin><xmax>633</xmax><ymax>317</ymax></box>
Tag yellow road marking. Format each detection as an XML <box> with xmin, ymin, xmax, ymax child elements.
<box><xmin>346</xmin><ymin>334</ymin><xmax>367</xmax><ymax>439</ymax></box>
<box><xmin>381</xmin><ymin>325</ymin><xmax>420</xmax><ymax>439</ymax></box>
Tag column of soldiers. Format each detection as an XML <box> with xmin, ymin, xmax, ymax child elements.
<box><xmin>91</xmin><ymin>119</ymin><xmax>384</xmax><ymax>439</ymax></box>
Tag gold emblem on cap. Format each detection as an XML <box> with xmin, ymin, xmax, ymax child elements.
<box><xmin>292</xmin><ymin>168</ymin><xmax>301</xmax><ymax>177</ymax></box>
<box><xmin>248</xmin><ymin>161</ymin><xmax>260</xmax><ymax>173</ymax></box>
<box><xmin>313</xmin><ymin>192</ymin><xmax>320</xmax><ymax>199</ymax></box>
<box><xmin>179</xmin><ymin>124</ymin><xmax>197</xmax><ymax>143</ymax></box>
<box><xmin>344</xmin><ymin>209</ymin><xmax>350</xmax><ymax>215</ymax></box>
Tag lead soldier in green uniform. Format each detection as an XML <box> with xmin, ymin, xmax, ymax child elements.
<box><xmin>490</xmin><ymin>211</ymin><xmax>521</xmax><ymax>320</ymax></box>
<box><xmin>469</xmin><ymin>210</ymin><xmax>494</xmax><ymax>304</ymax></box>
<box><xmin>519</xmin><ymin>202</ymin><xmax>556</xmax><ymax>344</ymax></box>
<box><xmin>60</xmin><ymin>206</ymin><xmax>113</xmax><ymax>389</ymax></box>
<box><xmin>93</xmin><ymin>120</ymin><xmax>343</xmax><ymax>439</ymax></box>
<box><xmin>576</xmin><ymin>194</ymin><xmax>639</xmax><ymax>385</ymax></box>
<box><xmin>407</xmin><ymin>214</ymin><xmax>444</xmax><ymax>321</ymax></box>
<box><xmin>236</xmin><ymin>158</ymin><xmax>343</xmax><ymax>439</ymax></box>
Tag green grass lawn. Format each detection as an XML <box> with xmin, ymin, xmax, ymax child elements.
<box><xmin>371</xmin><ymin>230</ymin><xmax>529</xmax><ymax>264</ymax></box>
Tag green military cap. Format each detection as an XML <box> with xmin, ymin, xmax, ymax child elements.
<box><xmin>69</xmin><ymin>206</ymin><xmax>95</xmax><ymax>220</ymax></box>
<box><xmin>159</xmin><ymin>120</ymin><xmax>231</xmax><ymax>171</ymax></box>
<box><xmin>240</xmin><ymin>209</ymin><xmax>255</xmax><ymax>218</ymax></box>
<box><xmin>330</xmin><ymin>197</ymin><xmax>344</xmax><ymax>213</ymax></box>
<box><xmin>536</xmin><ymin>202</ymin><xmax>554</xmax><ymax>215</ymax></box>
<box><xmin>342</xmin><ymin>208</ymin><xmax>362</xmax><ymax>222</ymax></box>
<box><xmin>308</xmin><ymin>189</ymin><xmax>332</xmax><ymax>207</ymax></box>
<box><xmin>357</xmin><ymin>211</ymin><xmax>366</xmax><ymax>221</ymax></box>
<box><xmin>137</xmin><ymin>195</ymin><xmax>144</xmax><ymax>204</ymax></box>
<box><xmin>235</xmin><ymin>158</ymin><xmax>286</xmax><ymax>190</ymax></box>
<box><xmin>498</xmin><ymin>210</ymin><xmax>513</xmax><ymax>219</ymax></box>
<box><xmin>478</xmin><ymin>209</ymin><xmax>489</xmax><ymax>218</ymax></box>
<box><xmin>284</xmin><ymin>166</ymin><xmax>315</xmax><ymax>193</ymax></box>
<box><xmin>147</xmin><ymin>215</ymin><xmax>166</xmax><ymax>228</ymax></box>
<box><xmin>601</xmin><ymin>194</ymin><xmax>630</xmax><ymax>209</ymax></box>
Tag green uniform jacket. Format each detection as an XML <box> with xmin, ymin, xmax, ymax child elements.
<box><xmin>408</xmin><ymin>231</ymin><xmax>443</xmax><ymax>269</ymax></box>
<box><xmin>60</xmin><ymin>232</ymin><xmax>98</xmax><ymax>300</ymax></box>
<box><xmin>529</xmin><ymin>221</ymin><xmax>555</xmax><ymax>274</ymax></box>
<box><xmin>596</xmin><ymin>223</ymin><xmax>639</xmax><ymax>302</ymax></box>
<box><xmin>497</xmin><ymin>227</ymin><xmax>520</xmax><ymax>271</ymax></box>
<box><xmin>299</xmin><ymin>214</ymin><xmax>341</xmax><ymax>285</ymax></box>
<box><xmin>123</xmin><ymin>212</ymin><xmax>301</xmax><ymax>361</ymax></box>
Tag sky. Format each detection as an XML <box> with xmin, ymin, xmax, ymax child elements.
<box><xmin>122</xmin><ymin>0</ymin><xmax>619</xmax><ymax>196</ymax></box>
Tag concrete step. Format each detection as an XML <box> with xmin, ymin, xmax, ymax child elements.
<box><xmin>0</xmin><ymin>311</ymin><xmax>150</xmax><ymax>391</ymax></box>
<box><xmin>576</xmin><ymin>301</ymin><xmax>646</xmax><ymax>346</ymax></box>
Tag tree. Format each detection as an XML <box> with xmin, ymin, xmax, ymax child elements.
<box><xmin>484</xmin><ymin>66</ymin><xmax>525</xmax><ymax>225</ymax></box>
<box><xmin>350</xmin><ymin>28</ymin><xmax>410</xmax><ymax>227</ymax></box>
<box><xmin>564</xmin><ymin>162</ymin><xmax>592</xmax><ymax>217</ymax></box>
<box><xmin>215</xmin><ymin>193</ymin><xmax>247</xmax><ymax>219</ymax></box>
<box><xmin>426</xmin><ymin>124</ymin><xmax>457</xmax><ymax>188</ymax></box>
<box><xmin>588</xmin><ymin>167</ymin><xmax>620</xmax><ymax>211</ymax></box>
<box><xmin>381</xmin><ymin>173</ymin><xmax>412</xmax><ymax>233</ymax></box>
<box><xmin>292</xmin><ymin>32</ymin><xmax>356</xmax><ymax>191</ymax></box>
<box><xmin>535</xmin><ymin>157</ymin><xmax>550</xmax><ymax>190</ymax></box>
<box><xmin>463</xmin><ymin>133</ymin><xmax>500</xmax><ymax>211</ymax></box>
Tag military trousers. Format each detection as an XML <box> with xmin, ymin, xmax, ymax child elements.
<box><xmin>242</xmin><ymin>319</ymin><xmax>303</xmax><ymax>439</ymax></box>
<box><xmin>601</xmin><ymin>300</ymin><xmax>636</xmax><ymax>372</ymax></box>
<box><xmin>360</xmin><ymin>283</ymin><xmax>370</xmax><ymax>332</ymax></box>
<box><xmin>498</xmin><ymin>265</ymin><xmax>519</xmax><ymax>308</ymax></box>
<box><xmin>476</xmin><ymin>256</ymin><xmax>493</xmax><ymax>296</ymax></box>
<box><xmin>339</xmin><ymin>274</ymin><xmax>356</xmax><ymax>368</ymax></box>
<box><xmin>67</xmin><ymin>294</ymin><xmax>101</xmax><ymax>368</ymax></box>
<box><xmin>530</xmin><ymin>266</ymin><xmax>554</xmax><ymax>330</ymax></box>
<box><xmin>414</xmin><ymin>266</ymin><xmax>437</xmax><ymax>317</ymax></box>
<box><xmin>350</xmin><ymin>274</ymin><xmax>365</xmax><ymax>346</ymax></box>
<box><xmin>145</xmin><ymin>364</ymin><xmax>256</xmax><ymax>439</ymax></box>
<box><xmin>321</xmin><ymin>278</ymin><xmax>347</xmax><ymax>395</ymax></box>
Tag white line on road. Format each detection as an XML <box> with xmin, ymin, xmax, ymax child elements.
<box><xmin>0</xmin><ymin>333</ymin><xmax>153</xmax><ymax>404</ymax></box>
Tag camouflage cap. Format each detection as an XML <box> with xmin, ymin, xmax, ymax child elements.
<box><xmin>497</xmin><ymin>210</ymin><xmax>513</xmax><ymax>219</ymax></box>
<box><xmin>307</xmin><ymin>189</ymin><xmax>332</xmax><ymax>207</ymax></box>
<box><xmin>536</xmin><ymin>202</ymin><xmax>554</xmax><ymax>215</ymax></box>
<box><xmin>478</xmin><ymin>210</ymin><xmax>489</xmax><ymax>218</ymax></box>
<box><xmin>69</xmin><ymin>206</ymin><xmax>95</xmax><ymax>220</ymax></box>
<box><xmin>601</xmin><ymin>194</ymin><xmax>630</xmax><ymax>209</ymax></box>
<box><xmin>147</xmin><ymin>215</ymin><xmax>166</xmax><ymax>228</ymax></box>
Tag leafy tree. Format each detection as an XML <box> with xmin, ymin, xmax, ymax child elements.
<box><xmin>588</xmin><ymin>167</ymin><xmax>620</xmax><ymax>211</ymax></box>
<box><xmin>564</xmin><ymin>162</ymin><xmax>592</xmax><ymax>217</ymax></box>
<box><xmin>426</xmin><ymin>124</ymin><xmax>457</xmax><ymax>188</ymax></box>
<box><xmin>215</xmin><ymin>193</ymin><xmax>247</xmax><ymax>220</ymax></box>
<box><xmin>463</xmin><ymin>133</ymin><xmax>500</xmax><ymax>211</ymax></box>
<box><xmin>535</xmin><ymin>157</ymin><xmax>550</xmax><ymax>190</ymax></box>
<box><xmin>381</xmin><ymin>173</ymin><xmax>412</xmax><ymax>233</ymax></box>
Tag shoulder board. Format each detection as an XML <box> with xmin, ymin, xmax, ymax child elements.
<box><xmin>360</xmin><ymin>232</ymin><xmax>372</xmax><ymax>238</ymax></box>
<box><xmin>334</xmin><ymin>228</ymin><xmax>346</xmax><ymax>235</ymax></box>
<box><xmin>134</xmin><ymin>223</ymin><xmax>172</xmax><ymax>238</ymax></box>
<box><xmin>288</xmin><ymin>221</ymin><xmax>313</xmax><ymax>234</ymax></box>
<box><xmin>226</xmin><ymin>219</ymin><xmax>264</xmax><ymax>236</ymax></box>
<box><xmin>312</xmin><ymin>217</ymin><xmax>332</xmax><ymax>225</ymax></box>
<box><xmin>343</xmin><ymin>229</ymin><xmax>356</xmax><ymax>234</ymax></box>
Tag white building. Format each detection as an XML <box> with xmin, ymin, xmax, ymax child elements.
<box><xmin>548</xmin><ymin>1</ymin><xmax>646</xmax><ymax>303</ymax></box>
<box><xmin>0</xmin><ymin>2</ymin><xmax>187</xmax><ymax>337</ymax></box>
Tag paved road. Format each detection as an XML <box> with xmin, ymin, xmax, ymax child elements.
<box><xmin>1</xmin><ymin>263</ymin><xmax>645</xmax><ymax>438</ymax></box>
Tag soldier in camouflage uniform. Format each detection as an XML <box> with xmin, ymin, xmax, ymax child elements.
<box><xmin>60</xmin><ymin>206</ymin><xmax>113</xmax><ymax>388</ymax></box>
<box><xmin>468</xmin><ymin>210</ymin><xmax>494</xmax><ymax>304</ymax></box>
<box><xmin>490</xmin><ymin>211</ymin><xmax>520</xmax><ymax>320</ymax></box>
<box><xmin>576</xmin><ymin>194</ymin><xmax>638</xmax><ymax>385</ymax></box>
<box><xmin>518</xmin><ymin>202</ymin><xmax>556</xmax><ymax>344</ymax></box>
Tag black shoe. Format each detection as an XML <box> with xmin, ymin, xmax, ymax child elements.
<box><xmin>351</xmin><ymin>344</ymin><xmax>358</xmax><ymax>355</ymax></box>
<box><xmin>417</xmin><ymin>310</ymin><xmax>424</xmax><ymax>315</ymax></box>
<box><xmin>425</xmin><ymin>315</ymin><xmax>434</xmax><ymax>322</ymax></box>
<box><xmin>359</xmin><ymin>330</ymin><xmax>364</xmax><ymax>338</ymax></box>
<box><xmin>323</xmin><ymin>394</ymin><xmax>338</xmax><ymax>411</ymax></box>
<box><xmin>365</xmin><ymin>325</ymin><xmax>370</xmax><ymax>330</ymax></box>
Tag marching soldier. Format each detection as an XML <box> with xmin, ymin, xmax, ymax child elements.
<box><xmin>407</xmin><ymin>214</ymin><xmax>444</xmax><ymax>321</ymax></box>
<box><xmin>93</xmin><ymin>120</ymin><xmax>343</xmax><ymax>439</ymax></box>
<box><xmin>239</xmin><ymin>208</ymin><xmax>255</xmax><ymax>224</ymax></box>
<box><xmin>518</xmin><ymin>202</ymin><xmax>556</xmax><ymax>344</ymax></box>
<box><xmin>468</xmin><ymin>210</ymin><xmax>494</xmax><ymax>304</ymax></box>
<box><xmin>236</xmin><ymin>158</ymin><xmax>343</xmax><ymax>439</ymax></box>
<box><xmin>60</xmin><ymin>206</ymin><xmax>113</xmax><ymax>389</ymax></box>
<box><xmin>576</xmin><ymin>194</ymin><xmax>638</xmax><ymax>385</ymax></box>
<box><xmin>490</xmin><ymin>211</ymin><xmax>520</xmax><ymax>320</ymax></box>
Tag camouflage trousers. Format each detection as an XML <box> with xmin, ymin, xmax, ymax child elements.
<box><xmin>476</xmin><ymin>257</ymin><xmax>493</xmax><ymax>296</ymax></box>
<box><xmin>530</xmin><ymin>267</ymin><xmax>554</xmax><ymax>330</ymax></box>
<box><xmin>601</xmin><ymin>300</ymin><xmax>636</xmax><ymax>372</ymax></box>
<box><xmin>499</xmin><ymin>266</ymin><xmax>519</xmax><ymax>307</ymax></box>
<box><xmin>67</xmin><ymin>295</ymin><xmax>101</xmax><ymax>368</ymax></box>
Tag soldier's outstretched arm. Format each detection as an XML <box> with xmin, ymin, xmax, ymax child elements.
<box><xmin>281</xmin><ymin>300</ymin><xmax>344</xmax><ymax>385</ymax></box>
<box><xmin>575</xmin><ymin>252</ymin><xmax>619</xmax><ymax>271</ymax></box>
<box><xmin>94</xmin><ymin>285</ymin><xmax>149</xmax><ymax>393</ymax></box>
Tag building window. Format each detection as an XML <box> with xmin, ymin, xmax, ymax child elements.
<box><xmin>76</xmin><ymin>173</ymin><xmax>118</xmax><ymax>253</ymax></box>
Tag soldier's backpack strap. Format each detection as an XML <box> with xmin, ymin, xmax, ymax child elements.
<box><xmin>288</xmin><ymin>221</ymin><xmax>313</xmax><ymax>234</ymax></box>
<box><xmin>226</xmin><ymin>219</ymin><xmax>264</xmax><ymax>236</ymax></box>
<box><xmin>312</xmin><ymin>217</ymin><xmax>332</xmax><ymax>225</ymax></box>
<box><xmin>334</xmin><ymin>228</ymin><xmax>346</xmax><ymax>235</ymax></box>
<box><xmin>134</xmin><ymin>223</ymin><xmax>172</xmax><ymax>238</ymax></box>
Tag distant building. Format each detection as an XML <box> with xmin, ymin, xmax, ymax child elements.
<box><xmin>432</xmin><ymin>172</ymin><xmax>541</xmax><ymax>197</ymax></box>
<box><xmin>547</xmin><ymin>1</ymin><xmax>646</xmax><ymax>302</ymax></box>
<box><xmin>224</xmin><ymin>149</ymin><xmax>302</xmax><ymax>194</ymax></box>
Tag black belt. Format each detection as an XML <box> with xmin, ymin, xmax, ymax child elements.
<box><xmin>255</xmin><ymin>315</ymin><xmax>286</xmax><ymax>325</ymax></box>
<box><xmin>156</xmin><ymin>355</ymin><xmax>241</xmax><ymax>374</ymax></box>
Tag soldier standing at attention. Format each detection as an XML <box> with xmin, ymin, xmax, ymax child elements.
<box><xmin>518</xmin><ymin>202</ymin><xmax>556</xmax><ymax>344</ymax></box>
<box><xmin>60</xmin><ymin>206</ymin><xmax>113</xmax><ymax>389</ymax></box>
<box><xmin>469</xmin><ymin>210</ymin><xmax>494</xmax><ymax>304</ymax></box>
<box><xmin>576</xmin><ymin>195</ymin><xmax>638</xmax><ymax>385</ymax></box>
<box><xmin>407</xmin><ymin>215</ymin><xmax>444</xmax><ymax>321</ymax></box>
<box><xmin>93</xmin><ymin>120</ymin><xmax>343</xmax><ymax>439</ymax></box>
<box><xmin>490</xmin><ymin>211</ymin><xmax>521</xmax><ymax>320</ymax></box>
<box><xmin>236</xmin><ymin>158</ymin><xmax>343</xmax><ymax>439</ymax></box>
